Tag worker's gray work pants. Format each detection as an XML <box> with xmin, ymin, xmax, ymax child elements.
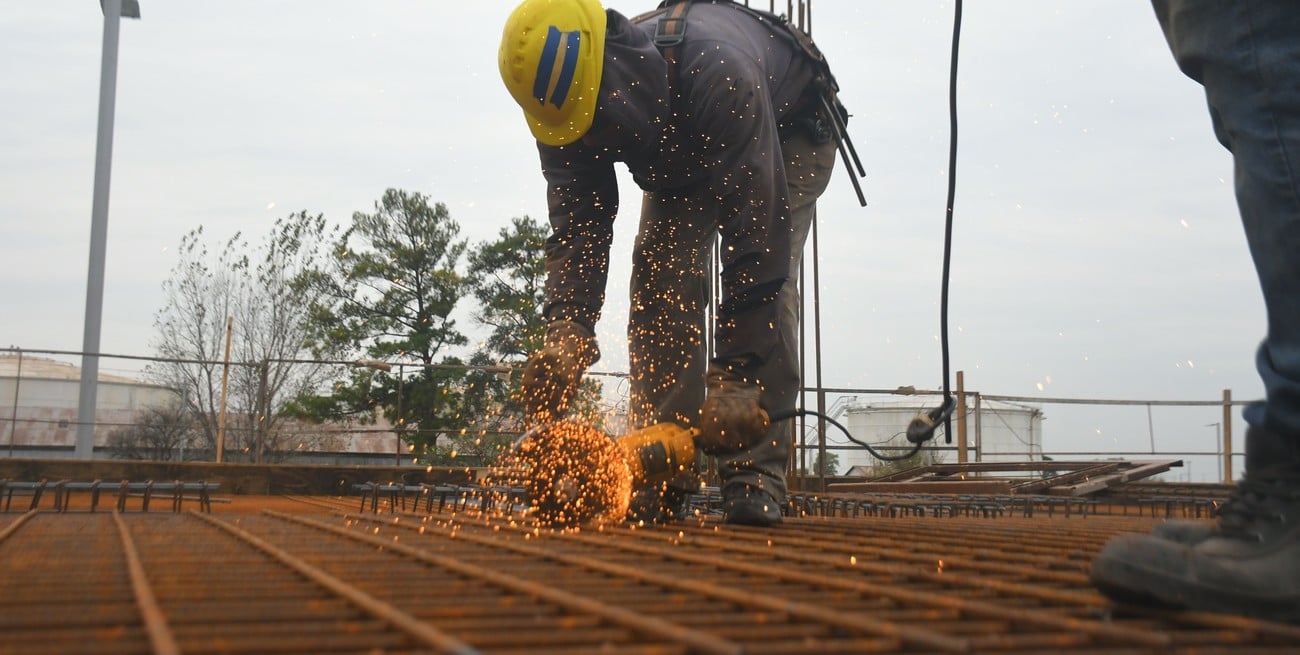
<box><xmin>627</xmin><ymin>129</ymin><xmax>838</xmax><ymax>500</ymax></box>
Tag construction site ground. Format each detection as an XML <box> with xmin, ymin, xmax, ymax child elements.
<box><xmin>2</xmin><ymin>485</ymin><xmax>1298</xmax><ymax>654</ymax></box>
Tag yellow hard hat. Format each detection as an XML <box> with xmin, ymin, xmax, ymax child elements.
<box><xmin>499</xmin><ymin>0</ymin><xmax>607</xmax><ymax>146</ymax></box>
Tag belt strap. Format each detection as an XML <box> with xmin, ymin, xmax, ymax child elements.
<box><xmin>653</xmin><ymin>2</ymin><xmax>691</xmax><ymax>88</ymax></box>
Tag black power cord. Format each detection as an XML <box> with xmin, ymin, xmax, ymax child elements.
<box><xmin>788</xmin><ymin>1</ymin><xmax>964</xmax><ymax>465</ymax></box>
<box><xmin>778</xmin><ymin>408</ymin><xmax>923</xmax><ymax>462</ymax></box>
<box><xmin>904</xmin><ymin>0</ymin><xmax>962</xmax><ymax>447</ymax></box>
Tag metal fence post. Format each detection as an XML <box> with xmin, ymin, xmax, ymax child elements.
<box><xmin>1223</xmin><ymin>388</ymin><xmax>1233</xmax><ymax>484</ymax></box>
<box><xmin>254</xmin><ymin>359</ymin><xmax>269</xmax><ymax>465</ymax></box>
<box><xmin>956</xmin><ymin>371</ymin><xmax>967</xmax><ymax>463</ymax></box>
<box><xmin>7</xmin><ymin>349</ymin><xmax>22</xmax><ymax>457</ymax></box>
<box><xmin>216</xmin><ymin>316</ymin><xmax>233</xmax><ymax>463</ymax></box>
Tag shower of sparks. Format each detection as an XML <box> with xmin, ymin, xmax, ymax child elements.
<box><xmin>493</xmin><ymin>420</ymin><xmax>632</xmax><ymax>529</ymax></box>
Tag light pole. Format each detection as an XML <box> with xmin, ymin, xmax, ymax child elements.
<box><xmin>75</xmin><ymin>0</ymin><xmax>141</xmax><ymax>459</ymax></box>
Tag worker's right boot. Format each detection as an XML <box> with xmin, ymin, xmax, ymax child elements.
<box><xmin>1149</xmin><ymin>425</ymin><xmax>1293</xmax><ymax>544</ymax></box>
<box><xmin>1149</xmin><ymin>519</ymin><xmax>1216</xmax><ymax>544</ymax></box>
<box><xmin>1091</xmin><ymin>425</ymin><xmax>1300</xmax><ymax>622</ymax></box>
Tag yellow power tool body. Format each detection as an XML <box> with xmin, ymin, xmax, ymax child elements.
<box><xmin>615</xmin><ymin>421</ymin><xmax>699</xmax><ymax>490</ymax></box>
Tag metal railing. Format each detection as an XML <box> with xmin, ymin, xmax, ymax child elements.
<box><xmin>3</xmin><ymin>348</ymin><xmax>1259</xmax><ymax>485</ymax></box>
<box><xmin>0</xmin><ymin>347</ymin><xmax>519</xmax><ymax>467</ymax></box>
<box><xmin>792</xmin><ymin>374</ymin><xmax>1255</xmax><ymax>487</ymax></box>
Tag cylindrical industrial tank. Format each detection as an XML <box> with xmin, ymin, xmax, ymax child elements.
<box><xmin>831</xmin><ymin>399</ymin><xmax>1044</xmax><ymax>474</ymax></box>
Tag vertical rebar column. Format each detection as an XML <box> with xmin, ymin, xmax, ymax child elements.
<box><xmin>797</xmin><ymin>252</ymin><xmax>807</xmax><ymax>479</ymax></box>
<box><xmin>811</xmin><ymin>211</ymin><xmax>826</xmax><ymax>491</ymax></box>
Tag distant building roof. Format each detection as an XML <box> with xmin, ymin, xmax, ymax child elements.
<box><xmin>0</xmin><ymin>354</ymin><xmax>149</xmax><ymax>385</ymax></box>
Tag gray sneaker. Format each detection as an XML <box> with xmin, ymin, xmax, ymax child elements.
<box><xmin>1091</xmin><ymin>466</ymin><xmax>1300</xmax><ymax>623</ymax></box>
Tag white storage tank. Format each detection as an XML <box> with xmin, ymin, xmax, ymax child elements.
<box><xmin>0</xmin><ymin>354</ymin><xmax>179</xmax><ymax>456</ymax></box>
<box><xmin>831</xmin><ymin>398</ymin><xmax>1044</xmax><ymax>474</ymax></box>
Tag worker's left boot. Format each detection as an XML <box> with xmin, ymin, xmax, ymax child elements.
<box><xmin>1090</xmin><ymin>426</ymin><xmax>1300</xmax><ymax>622</ymax></box>
<box><xmin>718</xmin><ymin>460</ymin><xmax>787</xmax><ymax>527</ymax></box>
<box><xmin>715</xmin><ymin>405</ymin><xmax>791</xmax><ymax>527</ymax></box>
<box><xmin>722</xmin><ymin>481</ymin><xmax>783</xmax><ymax>526</ymax></box>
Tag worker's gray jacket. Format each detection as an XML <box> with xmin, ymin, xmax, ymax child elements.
<box><xmin>537</xmin><ymin>2</ymin><xmax>823</xmax><ymax>372</ymax></box>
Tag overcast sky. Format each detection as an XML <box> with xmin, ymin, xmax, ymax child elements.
<box><xmin>0</xmin><ymin>2</ymin><xmax>1263</xmax><ymax>477</ymax></box>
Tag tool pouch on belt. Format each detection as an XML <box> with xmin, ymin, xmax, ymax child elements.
<box><xmin>698</xmin><ymin>364</ymin><xmax>771</xmax><ymax>454</ymax></box>
<box><xmin>778</xmin><ymin>14</ymin><xmax>866</xmax><ymax>203</ymax></box>
<box><xmin>521</xmin><ymin>320</ymin><xmax>601</xmax><ymax>424</ymax></box>
<box><xmin>642</xmin><ymin>0</ymin><xmax>865</xmax><ymax>204</ymax></box>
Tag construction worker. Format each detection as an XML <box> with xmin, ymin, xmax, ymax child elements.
<box><xmin>499</xmin><ymin>0</ymin><xmax>845</xmax><ymax>525</ymax></box>
<box><xmin>1091</xmin><ymin>1</ymin><xmax>1300</xmax><ymax>622</ymax></box>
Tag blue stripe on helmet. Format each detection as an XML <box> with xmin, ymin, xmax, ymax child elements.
<box><xmin>532</xmin><ymin>26</ymin><xmax>562</xmax><ymax>105</ymax></box>
<box><xmin>549</xmin><ymin>30</ymin><xmax>581</xmax><ymax>109</ymax></box>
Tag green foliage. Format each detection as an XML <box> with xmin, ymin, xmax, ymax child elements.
<box><xmin>279</xmin><ymin>368</ymin><xmax>383</xmax><ymax>424</ymax></box>
<box><xmin>461</xmin><ymin>214</ymin><xmax>604</xmax><ymax>445</ymax></box>
<box><xmin>466</xmin><ymin>215</ymin><xmax>549</xmax><ymax>362</ymax></box>
<box><xmin>294</xmin><ymin>190</ymin><xmax>469</xmax><ymax>455</ymax></box>
<box><xmin>161</xmin><ymin>189</ymin><xmax>591</xmax><ymax>465</ymax></box>
<box><xmin>797</xmin><ymin>449</ymin><xmax>842</xmax><ymax>477</ymax></box>
<box><xmin>310</xmin><ymin>189</ymin><xmax>470</xmax><ymax>363</ymax></box>
<box><xmin>815</xmin><ymin>450</ymin><xmax>841</xmax><ymax>476</ymax></box>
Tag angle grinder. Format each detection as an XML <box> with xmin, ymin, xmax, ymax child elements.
<box><xmin>501</xmin><ymin>419</ymin><xmax>700</xmax><ymax>527</ymax></box>
<box><xmin>503</xmin><ymin>408</ymin><xmax>809</xmax><ymax>527</ymax></box>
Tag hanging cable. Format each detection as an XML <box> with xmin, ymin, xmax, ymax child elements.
<box><xmin>781</xmin><ymin>408</ymin><xmax>924</xmax><ymax>462</ymax></box>
<box><xmin>904</xmin><ymin>0</ymin><xmax>962</xmax><ymax>446</ymax></box>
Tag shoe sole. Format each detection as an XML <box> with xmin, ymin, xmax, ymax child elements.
<box><xmin>722</xmin><ymin>514</ymin><xmax>782</xmax><ymax>527</ymax></box>
<box><xmin>1091</xmin><ymin>548</ymin><xmax>1300</xmax><ymax>624</ymax></box>
<box><xmin>722</xmin><ymin>504</ymin><xmax>782</xmax><ymax>527</ymax></box>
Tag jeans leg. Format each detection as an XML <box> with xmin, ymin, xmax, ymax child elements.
<box><xmin>716</xmin><ymin>130</ymin><xmax>839</xmax><ymax>498</ymax></box>
<box><xmin>1155</xmin><ymin>0</ymin><xmax>1300</xmax><ymax>441</ymax></box>
<box><xmin>627</xmin><ymin>191</ymin><xmax>715</xmax><ymax>430</ymax></box>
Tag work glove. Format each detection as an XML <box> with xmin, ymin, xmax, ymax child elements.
<box><xmin>521</xmin><ymin>320</ymin><xmax>600</xmax><ymax>424</ymax></box>
<box><xmin>697</xmin><ymin>365</ymin><xmax>770</xmax><ymax>454</ymax></box>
